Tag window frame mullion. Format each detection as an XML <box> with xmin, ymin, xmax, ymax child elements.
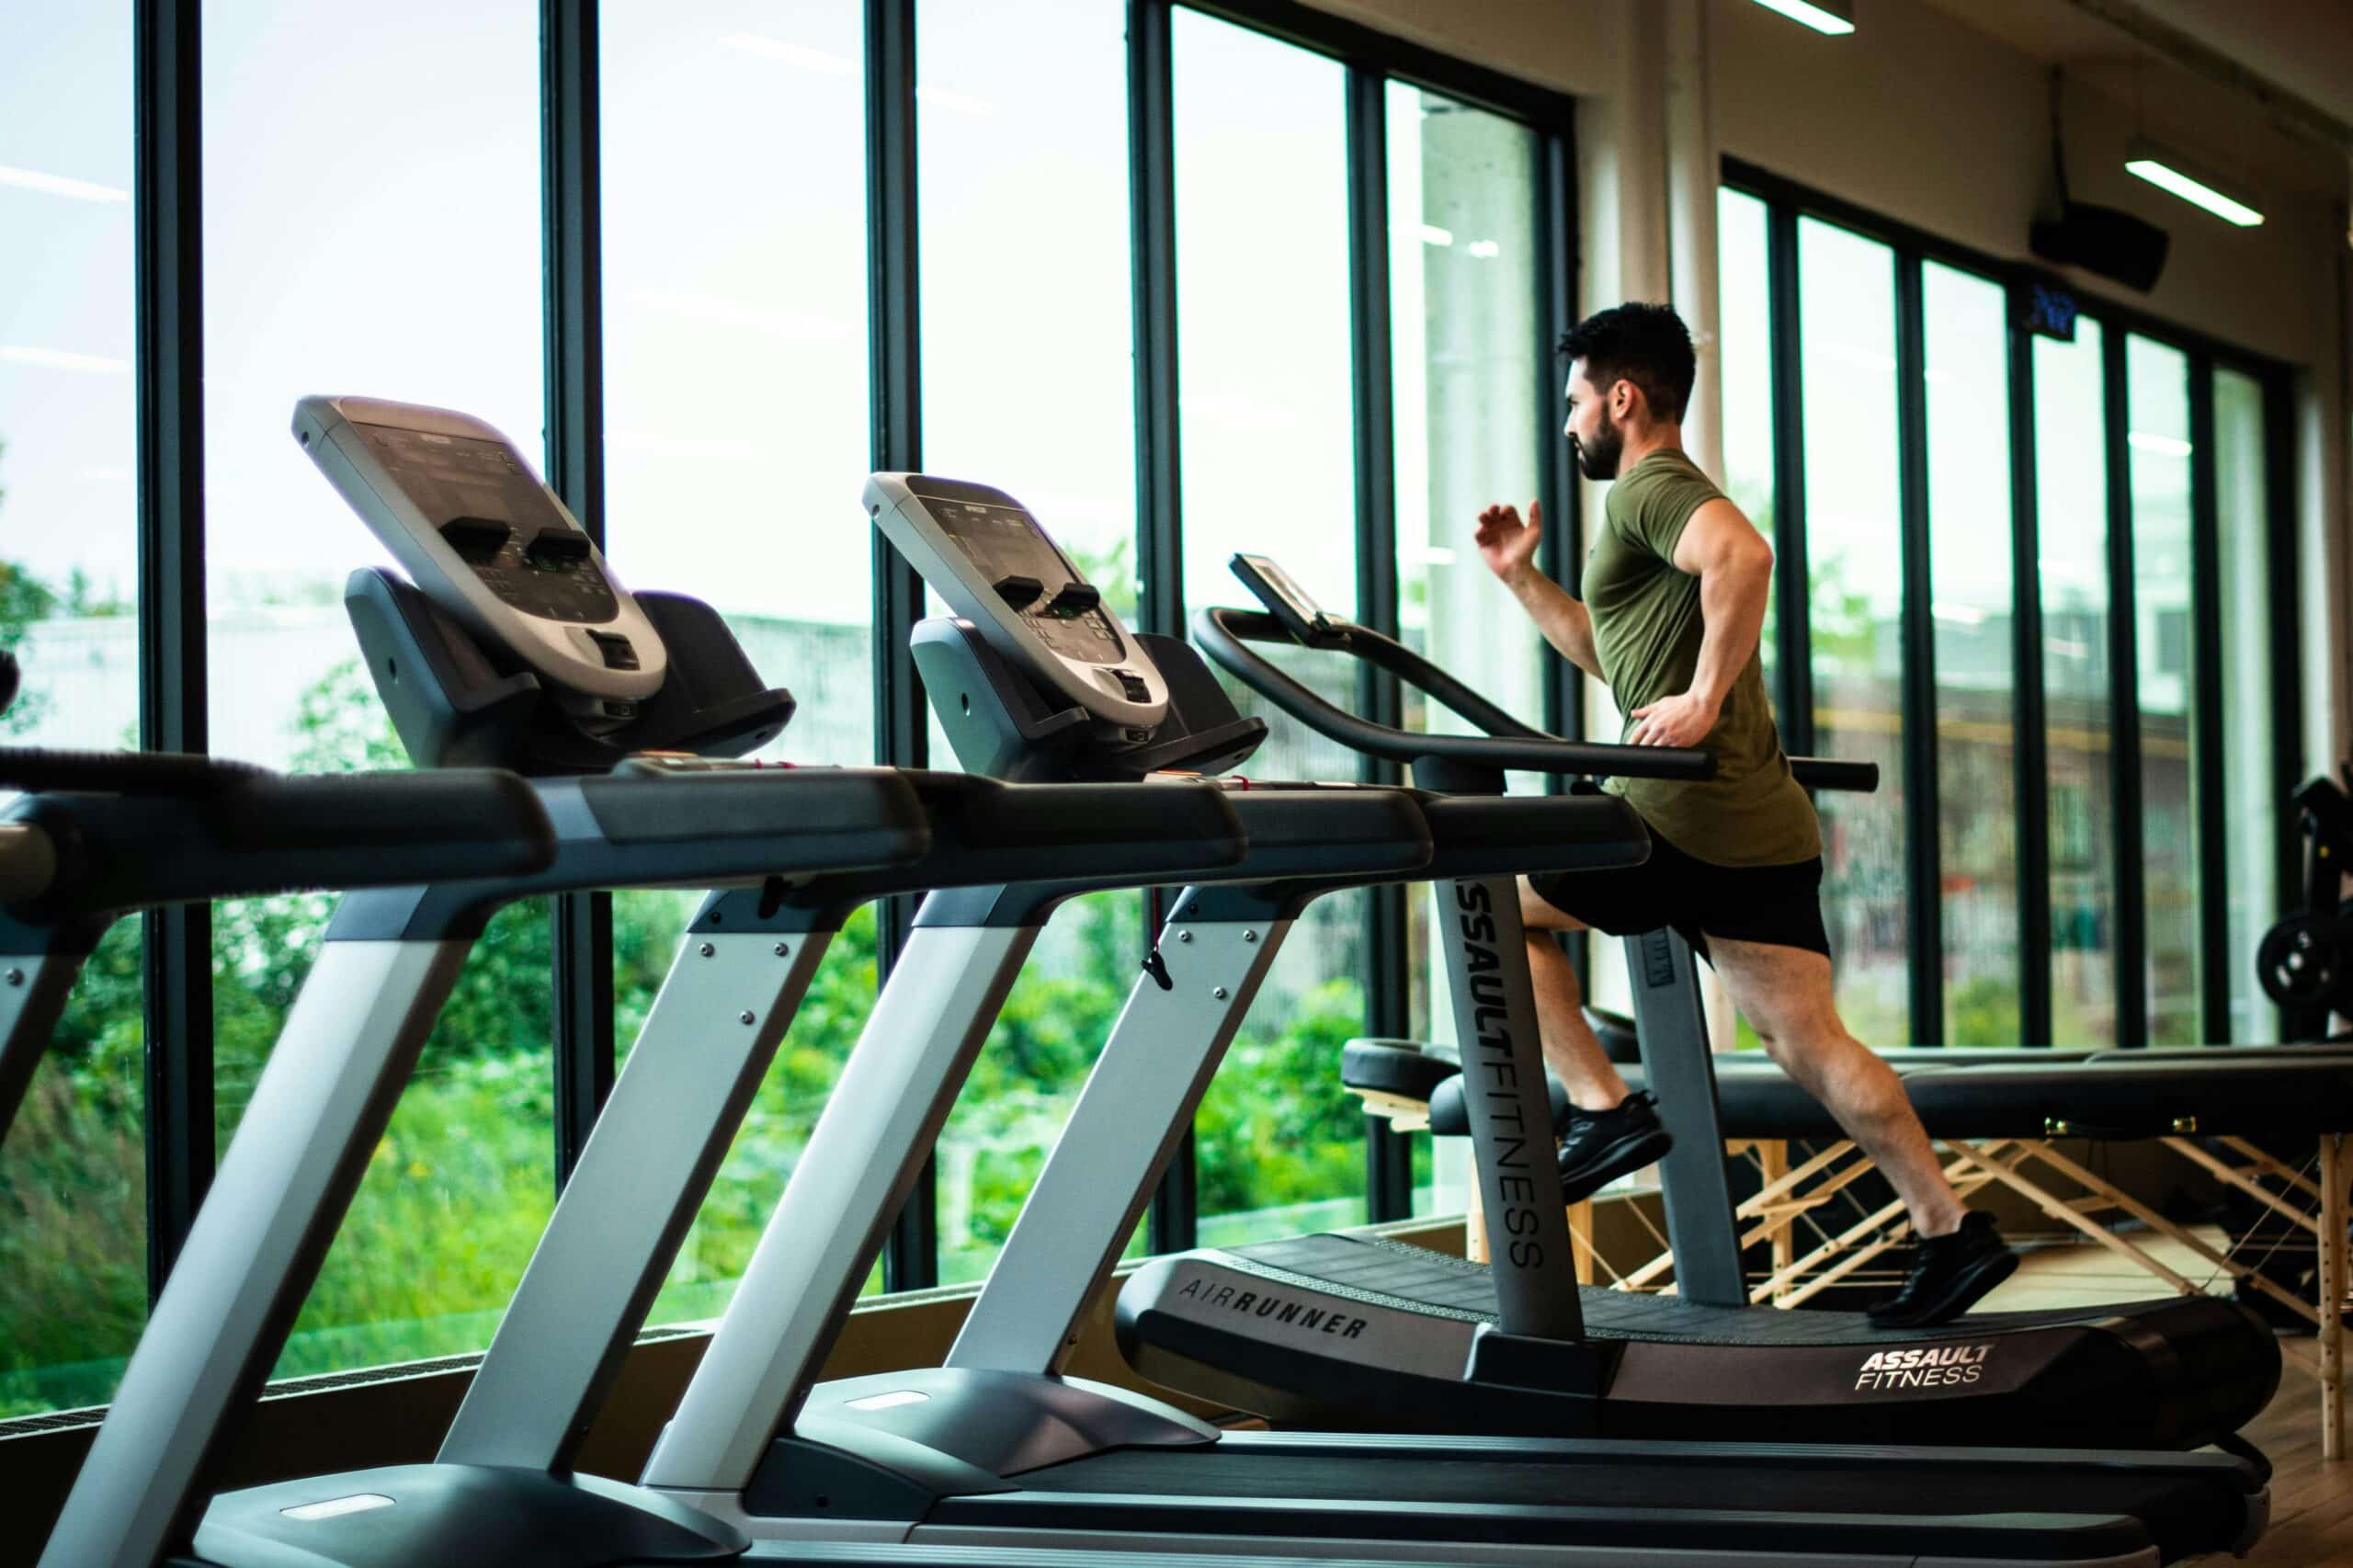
<box><xmin>1893</xmin><ymin>252</ymin><xmax>1941</xmax><ymax>1046</ymax></box>
<box><xmin>135</xmin><ymin>0</ymin><xmax>213</xmax><ymax>1301</ymax></box>
<box><xmin>2006</xmin><ymin>298</ymin><xmax>2055</xmax><ymax>1049</ymax></box>
<box><xmin>865</xmin><ymin>0</ymin><xmax>937</xmax><ymax>1293</ymax></box>
<box><xmin>542</xmin><ymin>0</ymin><xmax>613</xmax><ymax>1193</ymax></box>
<box><xmin>2102</xmin><ymin>324</ymin><xmax>2148</xmax><ymax>1047</ymax></box>
<box><xmin>2188</xmin><ymin>356</ymin><xmax>2231</xmax><ymax>1046</ymax></box>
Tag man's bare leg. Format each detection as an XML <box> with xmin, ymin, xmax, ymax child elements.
<box><xmin>1705</xmin><ymin>936</ymin><xmax>1967</xmax><ymax>1239</ymax></box>
<box><xmin>1515</xmin><ymin>877</ymin><xmax>1634</xmax><ymax>1112</ymax></box>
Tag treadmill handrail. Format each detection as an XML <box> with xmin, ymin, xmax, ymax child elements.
<box><xmin>1194</xmin><ymin>606</ymin><xmax>1879</xmax><ymax>793</ymax></box>
<box><xmin>2</xmin><ymin>765</ymin><xmax>560</xmax><ymax>919</ymax></box>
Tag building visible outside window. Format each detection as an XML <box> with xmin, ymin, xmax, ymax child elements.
<box><xmin>1922</xmin><ymin>263</ymin><xmax>2021</xmax><ymax>1044</ymax></box>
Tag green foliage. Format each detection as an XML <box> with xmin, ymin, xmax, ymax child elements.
<box><xmin>1196</xmin><ymin>977</ymin><xmax>1369</xmax><ymax>1219</ymax></box>
<box><xmin>1807</xmin><ymin>549</ymin><xmax>1880</xmax><ymax>666</ymax></box>
<box><xmin>1947</xmin><ymin>974</ymin><xmax>2023</xmax><ymax>1047</ymax></box>
<box><xmin>0</xmin><ymin>625</ymin><xmax>1376</xmax><ymax>1414</ymax></box>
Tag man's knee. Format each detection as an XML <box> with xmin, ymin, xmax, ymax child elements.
<box><xmin>1517</xmin><ymin>876</ymin><xmax>1585</xmax><ymax>933</ymax></box>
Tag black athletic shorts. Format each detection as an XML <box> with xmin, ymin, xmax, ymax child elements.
<box><xmin>1525</xmin><ymin>827</ymin><xmax>1830</xmax><ymax>960</ymax></box>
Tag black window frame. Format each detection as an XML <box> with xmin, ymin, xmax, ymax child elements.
<box><xmin>1723</xmin><ymin>154</ymin><xmax>2300</xmax><ymax>1050</ymax></box>
<box><xmin>111</xmin><ymin>0</ymin><xmax>1581</xmax><ymax>1324</ymax></box>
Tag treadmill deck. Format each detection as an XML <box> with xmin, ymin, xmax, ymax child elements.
<box><xmin>1216</xmin><ymin>1233</ymin><xmax>2198</xmax><ymax>1344</ymax></box>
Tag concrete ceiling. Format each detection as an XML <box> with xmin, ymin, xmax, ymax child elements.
<box><xmin>1911</xmin><ymin>0</ymin><xmax>2352</xmax><ymax>194</ymax></box>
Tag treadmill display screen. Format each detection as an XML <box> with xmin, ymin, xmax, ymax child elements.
<box><xmin>924</xmin><ymin>495</ymin><xmax>1126</xmax><ymax>665</ymax></box>
<box><xmin>354</xmin><ymin>422</ymin><xmax>621</xmax><ymax>624</ymax></box>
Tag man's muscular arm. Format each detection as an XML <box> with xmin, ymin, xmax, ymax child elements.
<box><xmin>1626</xmin><ymin>498</ymin><xmax>1773</xmax><ymax>747</ymax></box>
<box><xmin>1473</xmin><ymin>500</ymin><xmax>1605</xmax><ymax>682</ymax></box>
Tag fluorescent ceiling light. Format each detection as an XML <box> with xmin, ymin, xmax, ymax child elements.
<box><xmin>0</xmin><ymin>164</ymin><xmax>129</xmax><ymax>203</ymax></box>
<box><xmin>1932</xmin><ymin>602</ymin><xmax>1989</xmax><ymax>627</ymax></box>
<box><xmin>1467</xmin><ymin>239</ymin><xmax>1501</xmax><ymax>259</ymax></box>
<box><xmin>723</xmin><ymin>32</ymin><xmax>853</xmax><ymax>75</ymax></box>
<box><xmin>0</xmin><ymin>345</ymin><xmax>130</xmax><ymax>374</ymax></box>
<box><xmin>2125</xmin><ymin>142</ymin><xmax>2263</xmax><ymax>228</ymax></box>
<box><xmin>1420</xmin><ymin>224</ymin><xmax>1454</xmax><ymax>247</ymax></box>
<box><xmin>2127</xmin><ymin>430</ymin><xmax>2194</xmax><ymax>459</ymax></box>
<box><xmin>1746</xmin><ymin>0</ymin><xmax>1854</xmax><ymax>37</ymax></box>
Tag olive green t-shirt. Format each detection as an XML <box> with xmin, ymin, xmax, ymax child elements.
<box><xmin>1583</xmin><ymin>449</ymin><xmax>1819</xmax><ymax>868</ymax></box>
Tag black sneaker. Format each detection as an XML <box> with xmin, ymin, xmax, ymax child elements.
<box><xmin>1867</xmin><ymin>1211</ymin><xmax>2020</xmax><ymax>1329</ymax></box>
<box><xmin>1555</xmin><ymin>1091</ymin><xmax>1674</xmax><ymax>1203</ymax></box>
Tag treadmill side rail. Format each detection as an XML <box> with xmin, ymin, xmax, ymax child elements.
<box><xmin>440</xmin><ymin>928</ymin><xmax>839</xmax><ymax>1470</ymax></box>
<box><xmin>643</xmin><ymin>920</ymin><xmax>1039</xmax><ymax>1495</ymax></box>
<box><xmin>39</xmin><ymin>938</ymin><xmax>473</xmax><ymax>1568</ymax></box>
<box><xmin>947</xmin><ymin>913</ymin><xmax>1290</xmax><ymax>1376</ymax></box>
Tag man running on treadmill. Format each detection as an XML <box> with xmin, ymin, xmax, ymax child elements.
<box><xmin>1474</xmin><ymin>301</ymin><xmax>2017</xmax><ymax>1328</ymax></box>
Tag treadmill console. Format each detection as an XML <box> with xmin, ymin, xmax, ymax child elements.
<box><xmin>293</xmin><ymin>395</ymin><xmax>665</xmax><ymax>726</ymax></box>
<box><xmin>866</xmin><ymin>473</ymin><xmax>1166</xmax><ymax>732</ymax></box>
<box><xmin>1231</xmin><ymin>552</ymin><xmax>1346</xmax><ymax>647</ymax></box>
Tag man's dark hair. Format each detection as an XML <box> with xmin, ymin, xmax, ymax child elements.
<box><xmin>1558</xmin><ymin>302</ymin><xmax>1696</xmax><ymax>423</ymax></box>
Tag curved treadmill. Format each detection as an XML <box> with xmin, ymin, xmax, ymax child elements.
<box><xmin>1110</xmin><ymin>587</ymin><xmax>2278</xmax><ymax>1457</ymax></box>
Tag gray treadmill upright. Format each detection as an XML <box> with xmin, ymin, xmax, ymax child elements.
<box><xmin>31</xmin><ymin>397</ymin><xmax>951</xmax><ymax>1568</ymax></box>
<box><xmin>96</xmin><ymin>400</ymin><xmax>1278</xmax><ymax>1568</ymax></box>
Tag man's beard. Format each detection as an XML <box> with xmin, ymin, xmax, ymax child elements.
<box><xmin>1573</xmin><ymin>411</ymin><xmax>1625</xmax><ymax>481</ymax></box>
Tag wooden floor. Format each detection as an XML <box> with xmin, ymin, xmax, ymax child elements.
<box><xmin>2204</xmin><ymin>1373</ymin><xmax>2353</xmax><ymax>1565</ymax></box>
<box><xmin>1971</xmin><ymin>1227</ymin><xmax>2352</xmax><ymax>1563</ymax></box>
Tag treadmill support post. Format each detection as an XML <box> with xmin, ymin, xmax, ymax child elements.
<box><xmin>948</xmin><ymin>898</ymin><xmax>1290</xmax><ymax>1375</ymax></box>
<box><xmin>39</xmin><ymin>936</ymin><xmax>475</xmax><ymax>1568</ymax></box>
<box><xmin>1433</xmin><ymin>871</ymin><xmax>1587</xmax><ymax>1342</ymax></box>
<box><xmin>441</xmin><ymin>918</ymin><xmax>839</xmax><ymax>1470</ymax></box>
<box><xmin>1623</xmin><ymin>927</ymin><xmax>1746</xmax><ymax>1306</ymax></box>
<box><xmin>643</xmin><ymin>917</ymin><xmax>1039</xmax><ymax>1495</ymax></box>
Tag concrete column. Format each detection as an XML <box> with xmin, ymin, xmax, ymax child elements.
<box><xmin>1664</xmin><ymin>0</ymin><xmax>1723</xmax><ymax>480</ymax></box>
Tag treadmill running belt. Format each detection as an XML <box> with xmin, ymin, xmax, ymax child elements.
<box><xmin>1224</xmin><ymin>1233</ymin><xmax>2210</xmax><ymax>1345</ymax></box>
<box><xmin>1002</xmin><ymin>1449</ymin><xmax>2223</xmax><ymax>1561</ymax></box>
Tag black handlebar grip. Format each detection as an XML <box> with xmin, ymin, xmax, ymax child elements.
<box><xmin>8</xmin><ymin>767</ymin><xmax>559</xmax><ymax>917</ymax></box>
<box><xmin>1787</xmin><ymin>756</ymin><xmax>1880</xmax><ymax>793</ymax></box>
<box><xmin>0</xmin><ymin>746</ymin><xmax>274</xmax><ymax>796</ymax></box>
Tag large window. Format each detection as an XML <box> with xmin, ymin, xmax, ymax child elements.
<box><xmin>601</xmin><ymin>0</ymin><xmax>881</xmax><ymax>1322</ymax></box>
<box><xmin>1720</xmin><ymin>168</ymin><xmax>2290</xmax><ymax>1053</ymax></box>
<box><xmin>1174</xmin><ymin>10</ymin><xmax>1368</xmax><ymax>1245</ymax></box>
<box><xmin>0</xmin><ymin>3</ymin><xmax>143</xmax><ymax>1416</ymax></box>
<box><xmin>1796</xmin><ymin>218</ymin><xmax>1908</xmax><ymax>1045</ymax></box>
<box><xmin>1389</xmin><ymin>82</ymin><xmax>1547</xmax><ymax>1195</ymax></box>
<box><xmin>2213</xmin><ymin>367</ymin><xmax>2278</xmax><ymax>1042</ymax></box>
<box><xmin>2125</xmin><ymin>335</ymin><xmax>2200</xmax><ymax>1044</ymax></box>
<box><xmin>916</xmin><ymin>0</ymin><xmax>1143</xmax><ymax>1285</ymax></box>
<box><xmin>1718</xmin><ymin>188</ymin><xmax>1778</xmax><ymax>693</ymax></box>
<box><xmin>1922</xmin><ymin>263</ymin><xmax>2020</xmax><ymax>1044</ymax></box>
<box><xmin>2035</xmin><ymin>322</ymin><xmax>2117</xmax><ymax>1045</ymax></box>
<box><xmin>201</xmin><ymin>0</ymin><xmax>555</xmax><ymax>1379</ymax></box>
